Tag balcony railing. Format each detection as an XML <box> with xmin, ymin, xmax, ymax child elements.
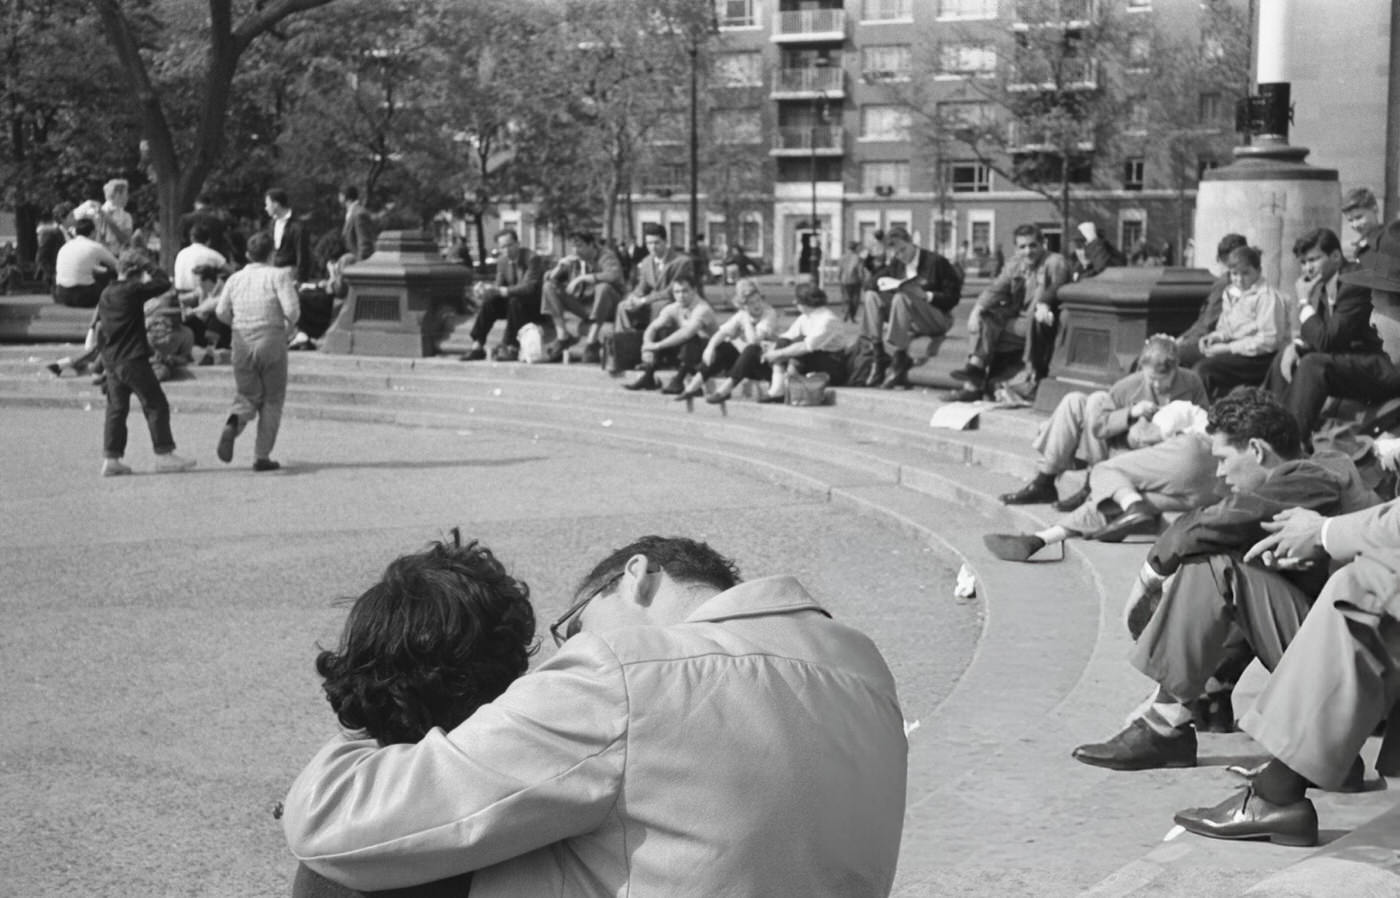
<box><xmin>1008</xmin><ymin>58</ymin><xmax>1099</xmax><ymax>91</ymax></box>
<box><xmin>772</xmin><ymin>66</ymin><xmax>845</xmax><ymax>95</ymax></box>
<box><xmin>772</xmin><ymin>8</ymin><xmax>846</xmax><ymax>40</ymax></box>
<box><xmin>772</xmin><ymin>125</ymin><xmax>845</xmax><ymax>153</ymax></box>
<box><xmin>1013</xmin><ymin>0</ymin><xmax>1097</xmax><ymax>26</ymax></box>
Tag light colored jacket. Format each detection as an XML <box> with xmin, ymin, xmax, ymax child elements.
<box><xmin>283</xmin><ymin>576</ymin><xmax>908</xmax><ymax>897</ymax></box>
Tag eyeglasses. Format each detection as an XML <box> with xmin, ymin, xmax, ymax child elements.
<box><xmin>550</xmin><ymin>562</ymin><xmax>660</xmax><ymax>647</ymax></box>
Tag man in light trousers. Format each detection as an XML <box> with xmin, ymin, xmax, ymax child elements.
<box><xmin>215</xmin><ymin>231</ymin><xmax>299</xmax><ymax>472</ymax></box>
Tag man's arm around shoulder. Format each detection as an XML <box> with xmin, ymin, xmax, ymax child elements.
<box><xmin>283</xmin><ymin>637</ymin><xmax>628</xmax><ymax>892</ymax></box>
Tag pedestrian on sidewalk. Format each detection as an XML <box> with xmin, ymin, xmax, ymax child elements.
<box><xmin>215</xmin><ymin>231</ymin><xmax>300</xmax><ymax>472</ymax></box>
<box><xmin>96</xmin><ymin>249</ymin><xmax>196</xmax><ymax>476</ymax></box>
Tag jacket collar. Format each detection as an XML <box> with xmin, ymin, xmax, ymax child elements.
<box><xmin>685</xmin><ymin>575</ymin><xmax>831</xmax><ymax>624</ymax></box>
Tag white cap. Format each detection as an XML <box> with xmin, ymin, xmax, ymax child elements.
<box><xmin>1077</xmin><ymin>221</ymin><xmax>1098</xmax><ymax>241</ymax></box>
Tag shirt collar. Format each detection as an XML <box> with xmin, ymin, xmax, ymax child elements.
<box><xmin>684</xmin><ymin>575</ymin><xmax>831</xmax><ymax>624</ymax></box>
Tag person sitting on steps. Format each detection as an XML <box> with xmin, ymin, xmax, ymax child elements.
<box><xmin>677</xmin><ymin>278</ymin><xmax>780</xmax><ymax>403</ymax></box>
<box><xmin>623</xmin><ymin>275</ymin><xmax>718</xmax><ymax>394</ymax></box>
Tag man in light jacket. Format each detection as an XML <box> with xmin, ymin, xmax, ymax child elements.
<box><xmin>283</xmin><ymin>535</ymin><xmax>908</xmax><ymax>897</ymax></box>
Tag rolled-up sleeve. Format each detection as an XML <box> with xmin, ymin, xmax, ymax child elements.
<box><xmin>283</xmin><ymin>637</ymin><xmax>629</xmax><ymax>892</ymax></box>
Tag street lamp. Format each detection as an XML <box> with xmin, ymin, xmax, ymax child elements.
<box><xmin>809</xmin><ymin>89</ymin><xmax>830</xmax><ymax>286</ymax></box>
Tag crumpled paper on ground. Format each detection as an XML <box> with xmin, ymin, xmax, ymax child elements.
<box><xmin>954</xmin><ymin>563</ymin><xmax>977</xmax><ymax>599</ymax></box>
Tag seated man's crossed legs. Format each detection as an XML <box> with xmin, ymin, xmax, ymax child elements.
<box><xmin>985</xmin><ymin>431</ymin><xmax>1217</xmax><ymax>562</ymax></box>
<box><xmin>878</xmin><ymin>288</ymin><xmax>952</xmax><ymax>390</ymax></box>
<box><xmin>1000</xmin><ymin>390</ymin><xmax>1118</xmax><ymax>508</ymax></box>
<box><xmin>950</xmin><ymin>302</ymin><xmax>1031</xmax><ymax>401</ymax></box>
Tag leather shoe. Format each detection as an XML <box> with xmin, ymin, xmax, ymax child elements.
<box><xmin>660</xmin><ymin>374</ymin><xmax>685</xmax><ymax>395</ymax></box>
<box><xmin>999</xmin><ymin>478</ymin><xmax>1058</xmax><ymax>506</ymax></box>
<box><xmin>1052</xmin><ymin>483</ymin><xmax>1091</xmax><ymax>512</ymax></box>
<box><xmin>983</xmin><ymin>533</ymin><xmax>1046</xmax><ymax>562</ymax></box>
<box><xmin>757</xmin><ymin>393</ymin><xmax>785</xmax><ymax>404</ymax></box>
<box><xmin>948</xmin><ymin>383</ymin><xmax>987</xmax><ymax>403</ymax></box>
<box><xmin>1072</xmin><ymin>718</ymin><xmax>1196</xmax><ymax>770</ymax></box>
<box><xmin>1090</xmin><ymin>501</ymin><xmax>1161</xmax><ymax>543</ymax></box>
<box><xmin>460</xmin><ymin>347</ymin><xmax>487</xmax><ymax>362</ymax></box>
<box><xmin>949</xmin><ymin>361</ymin><xmax>985</xmax><ymax>383</ymax></box>
<box><xmin>624</xmin><ymin>371</ymin><xmax>659</xmax><ymax>391</ymax></box>
<box><xmin>1173</xmin><ymin>787</ymin><xmax>1318</xmax><ymax>847</ymax></box>
<box><xmin>706</xmin><ymin>389</ymin><xmax>732</xmax><ymax>405</ymax></box>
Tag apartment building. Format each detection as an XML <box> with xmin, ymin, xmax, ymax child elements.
<box><xmin>626</xmin><ymin>0</ymin><xmax>1390</xmax><ymax>279</ymax></box>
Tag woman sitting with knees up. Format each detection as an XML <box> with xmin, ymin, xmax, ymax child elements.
<box><xmin>677</xmin><ymin>278</ymin><xmax>780</xmax><ymax>403</ymax></box>
<box><xmin>752</xmin><ymin>285</ymin><xmax>851</xmax><ymax>404</ymax></box>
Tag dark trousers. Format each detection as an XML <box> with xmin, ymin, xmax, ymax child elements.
<box><xmin>791</xmin><ymin>348</ymin><xmax>850</xmax><ymax>387</ymax></box>
<box><xmin>703</xmin><ymin>342</ymin><xmax>771</xmax><ymax>383</ymax></box>
<box><xmin>103</xmin><ymin>358</ymin><xmax>175</xmax><ymax>458</ymax></box>
<box><xmin>645</xmin><ymin>332</ymin><xmax>706</xmax><ymax>376</ymax></box>
<box><xmin>1268</xmin><ymin>351</ymin><xmax>1400</xmax><ymax>436</ymax></box>
<box><xmin>1194</xmin><ymin>352</ymin><xmax>1275</xmax><ymax>400</ymax></box>
<box><xmin>841</xmin><ymin>283</ymin><xmax>862</xmax><ymax>321</ymax></box>
<box><xmin>54</xmin><ymin>282</ymin><xmax>105</xmax><ymax>309</ymax></box>
<box><xmin>469</xmin><ymin>291</ymin><xmax>544</xmax><ymax>347</ymax></box>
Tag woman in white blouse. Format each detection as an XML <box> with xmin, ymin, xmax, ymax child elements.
<box><xmin>676</xmin><ymin>278</ymin><xmax>780</xmax><ymax>401</ymax></box>
<box><xmin>753</xmin><ymin>285</ymin><xmax>851</xmax><ymax>403</ymax></box>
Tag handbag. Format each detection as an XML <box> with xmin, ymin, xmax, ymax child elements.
<box><xmin>785</xmin><ymin>371</ymin><xmax>832</xmax><ymax>406</ymax></box>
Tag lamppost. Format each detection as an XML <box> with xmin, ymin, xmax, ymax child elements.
<box><xmin>809</xmin><ymin>89</ymin><xmax>829</xmax><ymax>286</ymax></box>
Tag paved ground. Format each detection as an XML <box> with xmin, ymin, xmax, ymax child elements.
<box><xmin>0</xmin><ymin>407</ymin><xmax>977</xmax><ymax>898</ymax></box>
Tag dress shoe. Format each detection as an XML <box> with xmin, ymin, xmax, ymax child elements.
<box><xmin>675</xmin><ymin>381</ymin><xmax>706</xmax><ymax>401</ymax></box>
<box><xmin>948</xmin><ymin>383</ymin><xmax>987</xmax><ymax>403</ymax></box>
<box><xmin>460</xmin><ymin>347</ymin><xmax>486</xmax><ymax>361</ymax></box>
<box><xmin>881</xmin><ymin>351</ymin><xmax>913</xmax><ymax>390</ymax></box>
<box><xmin>1090</xmin><ymin>501</ymin><xmax>1162</xmax><ymax>543</ymax></box>
<box><xmin>1052</xmin><ymin>483</ymin><xmax>1092</xmax><ymax>512</ymax></box>
<box><xmin>1173</xmin><ymin>787</ymin><xmax>1318</xmax><ymax>847</ymax></box>
<box><xmin>706</xmin><ymin>389</ymin><xmax>732</xmax><ymax>405</ymax></box>
<box><xmin>983</xmin><ymin>533</ymin><xmax>1046</xmax><ymax>563</ymax></box>
<box><xmin>624</xmin><ymin>371</ymin><xmax>659</xmax><ymax>391</ymax></box>
<box><xmin>1072</xmin><ymin>718</ymin><xmax>1196</xmax><ymax>770</ymax></box>
<box><xmin>949</xmin><ymin>361</ymin><xmax>985</xmax><ymax>383</ymax></box>
<box><xmin>757</xmin><ymin>393</ymin><xmax>785</xmax><ymax>404</ymax></box>
<box><xmin>253</xmin><ymin>458</ymin><xmax>281</xmax><ymax>472</ymax></box>
<box><xmin>581</xmin><ymin>343</ymin><xmax>602</xmax><ymax>365</ymax></box>
<box><xmin>660</xmin><ymin>374</ymin><xmax>685</xmax><ymax>395</ymax></box>
<box><xmin>999</xmin><ymin>477</ymin><xmax>1058</xmax><ymax>506</ymax></box>
<box><xmin>217</xmin><ymin>415</ymin><xmax>239</xmax><ymax>464</ymax></box>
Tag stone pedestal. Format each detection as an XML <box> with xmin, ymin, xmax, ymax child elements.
<box><xmin>1034</xmin><ymin>267</ymin><xmax>1216</xmax><ymax>412</ymax></box>
<box><xmin>321</xmin><ymin>230</ymin><xmax>469</xmax><ymax>358</ymax></box>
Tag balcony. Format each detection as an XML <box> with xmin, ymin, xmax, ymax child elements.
<box><xmin>1008</xmin><ymin>58</ymin><xmax>1100</xmax><ymax>92</ymax></box>
<box><xmin>770</xmin><ymin>66</ymin><xmax>845</xmax><ymax>99</ymax></box>
<box><xmin>771</xmin><ymin>8</ymin><xmax>846</xmax><ymax>43</ymax></box>
<box><xmin>1012</xmin><ymin>0</ymin><xmax>1098</xmax><ymax>28</ymax></box>
<box><xmin>770</xmin><ymin>125</ymin><xmax>845</xmax><ymax>156</ymax></box>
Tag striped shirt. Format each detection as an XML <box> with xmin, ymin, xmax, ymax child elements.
<box><xmin>215</xmin><ymin>263</ymin><xmax>300</xmax><ymax>341</ymax></box>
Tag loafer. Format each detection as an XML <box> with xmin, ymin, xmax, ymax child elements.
<box><xmin>460</xmin><ymin>347</ymin><xmax>486</xmax><ymax>361</ymax></box>
<box><xmin>706</xmin><ymin>390</ymin><xmax>732</xmax><ymax>405</ymax></box>
<box><xmin>1052</xmin><ymin>484</ymin><xmax>1092</xmax><ymax>512</ymax></box>
<box><xmin>949</xmin><ymin>362</ymin><xmax>985</xmax><ymax>383</ymax></box>
<box><xmin>1173</xmin><ymin>787</ymin><xmax>1318</xmax><ymax>847</ymax></box>
<box><xmin>757</xmin><ymin>393</ymin><xmax>785</xmax><ymax>404</ymax></box>
<box><xmin>1072</xmin><ymin>718</ymin><xmax>1196</xmax><ymax>770</ymax></box>
<box><xmin>999</xmin><ymin>478</ymin><xmax>1058</xmax><ymax>506</ymax></box>
<box><xmin>1091</xmin><ymin>501</ymin><xmax>1161</xmax><ymax>543</ymax></box>
<box><xmin>948</xmin><ymin>384</ymin><xmax>987</xmax><ymax>403</ymax></box>
<box><xmin>983</xmin><ymin>533</ymin><xmax>1046</xmax><ymax>562</ymax></box>
<box><xmin>624</xmin><ymin>372</ymin><xmax>659</xmax><ymax>391</ymax></box>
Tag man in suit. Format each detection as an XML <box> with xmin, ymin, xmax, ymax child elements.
<box><xmin>339</xmin><ymin>185</ymin><xmax>378</xmax><ymax>262</ymax></box>
<box><xmin>1264</xmin><ymin>227</ymin><xmax>1400</xmax><ymax>438</ymax></box>
<box><xmin>461</xmin><ymin>229</ymin><xmax>545</xmax><ymax>362</ymax></box>
<box><xmin>1071</xmin><ymin>389</ymin><xmax>1379</xmax><ymax>774</ymax></box>
<box><xmin>615</xmin><ymin>223</ymin><xmax>693</xmax><ymax>333</ymax></box>
<box><xmin>859</xmin><ymin>225</ymin><xmax>963</xmax><ymax>389</ymax></box>
<box><xmin>541</xmin><ymin>230</ymin><xmax>624</xmax><ymax>363</ymax></box>
<box><xmin>265</xmin><ymin>188</ymin><xmax>315</xmax><ymax>284</ymax></box>
<box><xmin>1172</xmin><ymin>498</ymin><xmax>1400</xmax><ymax>847</ymax></box>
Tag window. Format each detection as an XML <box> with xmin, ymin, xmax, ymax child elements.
<box><xmin>1126</xmin><ymin>97</ymin><xmax>1149</xmax><ymax>134</ymax></box>
<box><xmin>1198</xmin><ymin>91</ymin><xmax>1224</xmax><ymax>124</ymax></box>
<box><xmin>946</xmin><ymin>161</ymin><xmax>991</xmax><ymax>192</ymax></box>
<box><xmin>861</xmin><ymin>106</ymin><xmax>910</xmax><ymax>141</ymax></box>
<box><xmin>641</xmin><ymin>163</ymin><xmax>686</xmax><ymax>194</ymax></box>
<box><xmin>713</xmin><ymin>109</ymin><xmax>763</xmax><ymax>144</ymax></box>
<box><xmin>1120</xmin><ymin>218</ymin><xmax>1144</xmax><ymax>250</ymax></box>
<box><xmin>714</xmin><ymin>52</ymin><xmax>763</xmax><ymax>87</ymax></box>
<box><xmin>937</xmin><ymin>43</ymin><xmax>996</xmax><ymax>78</ymax></box>
<box><xmin>862</xmin><ymin>45</ymin><xmax>912</xmax><ymax>82</ymax></box>
<box><xmin>863</xmin><ymin>0</ymin><xmax>912</xmax><ymax>21</ymax></box>
<box><xmin>1127</xmin><ymin>33</ymin><xmax>1151</xmax><ymax>70</ymax></box>
<box><xmin>739</xmin><ymin>212</ymin><xmax>763</xmax><ymax>257</ymax></box>
<box><xmin>669</xmin><ymin>221</ymin><xmax>688</xmax><ymax>249</ymax></box>
<box><xmin>970</xmin><ymin>219</ymin><xmax>991</xmax><ymax>253</ymax></box>
<box><xmin>939</xmin><ymin>100</ymin><xmax>998</xmax><ymax>138</ymax></box>
<box><xmin>1123</xmin><ymin>156</ymin><xmax>1145</xmax><ymax>191</ymax></box>
<box><xmin>938</xmin><ymin>0</ymin><xmax>997</xmax><ymax>19</ymax></box>
<box><xmin>716</xmin><ymin>0</ymin><xmax>757</xmax><ymax>28</ymax></box>
<box><xmin>861</xmin><ymin>161</ymin><xmax>910</xmax><ymax>193</ymax></box>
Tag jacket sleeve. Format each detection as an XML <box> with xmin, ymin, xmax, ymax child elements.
<box><xmin>1147</xmin><ymin>467</ymin><xmax>1343</xmax><ymax>576</ymax></box>
<box><xmin>1179</xmin><ymin>277</ymin><xmax>1228</xmax><ymax>344</ymax></box>
<box><xmin>283</xmin><ymin>636</ymin><xmax>628</xmax><ymax>892</ymax></box>
<box><xmin>1299</xmin><ymin>281</ymin><xmax>1376</xmax><ymax>352</ymax></box>
<box><xmin>595</xmin><ymin>250</ymin><xmax>624</xmax><ymax>287</ymax></box>
<box><xmin>917</xmin><ymin>251</ymin><xmax>963</xmax><ymax>310</ymax></box>
<box><xmin>1325</xmin><ymin>498</ymin><xmax>1400</xmax><ymax>565</ymax></box>
<box><xmin>502</xmin><ymin>251</ymin><xmax>543</xmax><ymax>299</ymax></box>
<box><xmin>1093</xmin><ymin>374</ymin><xmax>1145</xmax><ymax>440</ymax></box>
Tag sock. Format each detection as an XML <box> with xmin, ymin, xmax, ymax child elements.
<box><xmin>1033</xmin><ymin>470</ymin><xmax>1056</xmax><ymax>487</ymax></box>
<box><xmin>1252</xmin><ymin>758</ymin><xmax>1308</xmax><ymax>805</ymax></box>
<box><xmin>1142</xmin><ymin>698</ymin><xmax>1192</xmax><ymax>736</ymax></box>
<box><xmin>1113</xmin><ymin>488</ymin><xmax>1145</xmax><ymax>510</ymax></box>
<box><xmin>1034</xmin><ymin>526</ymin><xmax>1068</xmax><ymax>545</ymax></box>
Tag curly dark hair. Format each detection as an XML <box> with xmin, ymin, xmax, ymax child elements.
<box><xmin>1206</xmin><ymin>387</ymin><xmax>1302</xmax><ymax>459</ymax></box>
<box><xmin>316</xmin><ymin>530</ymin><xmax>538</xmax><ymax>746</ymax></box>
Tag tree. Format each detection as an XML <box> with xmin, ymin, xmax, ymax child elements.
<box><xmin>91</xmin><ymin>0</ymin><xmax>342</xmax><ymax>266</ymax></box>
